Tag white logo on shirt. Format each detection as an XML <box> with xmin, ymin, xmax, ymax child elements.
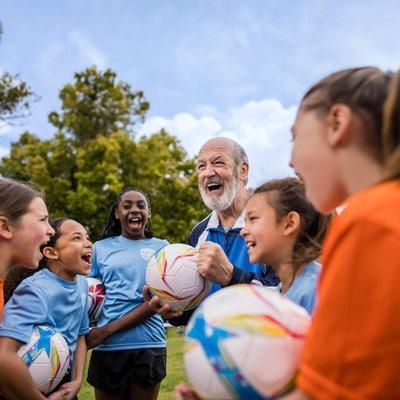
<box><xmin>140</xmin><ymin>248</ymin><xmax>155</xmax><ymax>261</ymax></box>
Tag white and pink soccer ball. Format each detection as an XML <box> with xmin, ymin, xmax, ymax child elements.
<box><xmin>145</xmin><ymin>243</ymin><xmax>211</xmax><ymax>312</ymax></box>
<box><xmin>184</xmin><ymin>284</ymin><xmax>311</xmax><ymax>399</ymax></box>
<box><xmin>18</xmin><ymin>325</ymin><xmax>70</xmax><ymax>394</ymax></box>
<box><xmin>86</xmin><ymin>277</ymin><xmax>106</xmax><ymax>325</ymax></box>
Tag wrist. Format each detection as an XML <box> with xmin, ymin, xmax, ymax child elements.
<box><xmin>103</xmin><ymin>324</ymin><xmax>114</xmax><ymax>337</ymax></box>
<box><xmin>221</xmin><ymin>262</ymin><xmax>234</xmax><ymax>286</ymax></box>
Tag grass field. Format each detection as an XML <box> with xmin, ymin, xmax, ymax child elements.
<box><xmin>78</xmin><ymin>327</ymin><xmax>186</xmax><ymax>400</ymax></box>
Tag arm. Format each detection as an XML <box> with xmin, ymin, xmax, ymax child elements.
<box><xmin>229</xmin><ymin>264</ymin><xmax>279</xmax><ymax>286</ymax></box>
<box><xmin>86</xmin><ymin>301</ymin><xmax>155</xmax><ymax>349</ymax></box>
<box><xmin>0</xmin><ymin>337</ymin><xmax>69</xmax><ymax>400</ymax></box>
<box><xmin>60</xmin><ymin>335</ymin><xmax>86</xmax><ymax>400</ymax></box>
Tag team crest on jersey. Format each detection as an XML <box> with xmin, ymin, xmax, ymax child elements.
<box><xmin>140</xmin><ymin>248</ymin><xmax>155</xmax><ymax>261</ymax></box>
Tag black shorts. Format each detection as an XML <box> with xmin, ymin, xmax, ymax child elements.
<box><xmin>87</xmin><ymin>348</ymin><xmax>167</xmax><ymax>394</ymax></box>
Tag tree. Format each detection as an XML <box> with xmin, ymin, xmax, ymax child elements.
<box><xmin>48</xmin><ymin>66</ymin><xmax>149</xmax><ymax>143</ymax></box>
<box><xmin>0</xmin><ymin>67</ymin><xmax>207</xmax><ymax>242</ymax></box>
<box><xmin>0</xmin><ymin>23</ymin><xmax>36</xmax><ymax>124</ymax></box>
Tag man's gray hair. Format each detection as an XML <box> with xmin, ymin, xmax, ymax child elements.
<box><xmin>233</xmin><ymin>142</ymin><xmax>248</xmax><ymax>167</ymax></box>
<box><xmin>232</xmin><ymin>141</ymin><xmax>249</xmax><ymax>186</ymax></box>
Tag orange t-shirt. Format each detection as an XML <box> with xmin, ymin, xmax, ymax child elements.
<box><xmin>0</xmin><ymin>278</ymin><xmax>4</xmax><ymax>321</ymax></box>
<box><xmin>297</xmin><ymin>180</ymin><xmax>400</xmax><ymax>399</ymax></box>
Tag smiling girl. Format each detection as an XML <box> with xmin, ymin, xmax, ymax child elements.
<box><xmin>86</xmin><ymin>188</ymin><xmax>168</xmax><ymax>400</ymax></box>
<box><xmin>241</xmin><ymin>178</ymin><xmax>328</xmax><ymax>315</ymax></box>
<box><xmin>0</xmin><ymin>218</ymin><xmax>92</xmax><ymax>400</ymax></box>
<box><xmin>0</xmin><ymin>179</ymin><xmax>55</xmax><ymax>322</ymax></box>
<box><xmin>283</xmin><ymin>67</ymin><xmax>400</xmax><ymax>399</ymax></box>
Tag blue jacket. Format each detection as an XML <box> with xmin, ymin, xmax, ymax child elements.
<box><xmin>169</xmin><ymin>212</ymin><xmax>278</xmax><ymax>326</ymax></box>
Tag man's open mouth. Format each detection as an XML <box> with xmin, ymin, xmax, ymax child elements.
<box><xmin>206</xmin><ymin>182</ymin><xmax>224</xmax><ymax>192</ymax></box>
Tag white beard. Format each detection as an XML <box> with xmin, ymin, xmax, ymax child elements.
<box><xmin>200</xmin><ymin>175</ymin><xmax>239</xmax><ymax>212</ymax></box>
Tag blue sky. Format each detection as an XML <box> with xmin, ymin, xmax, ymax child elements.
<box><xmin>1</xmin><ymin>0</ymin><xmax>400</xmax><ymax>185</ymax></box>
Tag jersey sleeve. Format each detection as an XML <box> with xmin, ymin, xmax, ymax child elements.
<box><xmin>0</xmin><ymin>282</ymin><xmax>48</xmax><ymax>344</ymax></box>
<box><xmin>78</xmin><ymin>278</ymin><xmax>90</xmax><ymax>336</ymax></box>
<box><xmin>229</xmin><ymin>264</ymin><xmax>279</xmax><ymax>286</ymax></box>
<box><xmin>89</xmin><ymin>244</ymin><xmax>100</xmax><ymax>278</ymax></box>
<box><xmin>297</xmin><ymin>219</ymin><xmax>400</xmax><ymax>399</ymax></box>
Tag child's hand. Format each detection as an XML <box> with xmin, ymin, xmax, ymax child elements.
<box><xmin>59</xmin><ymin>380</ymin><xmax>81</xmax><ymax>400</ymax></box>
<box><xmin>86</xmin><ymin>326</ymin><xmax>109</xmax><ymax>349</ymax></box>
<box><xmin>47</xmin><ymin>388</ymin><xmax>71</xmax><ymax>400</ymax></box>
<box><xmin>142</xmin><ymin>285</ymin><xmax>184</xmax><ymax>320</ymax></box>
<box><xmin>175</xmin><ymin>384</ymin><xmax>201</xmax><ymax>400</ymax></box>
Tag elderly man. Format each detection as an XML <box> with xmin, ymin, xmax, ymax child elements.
<box><xmin>144</xmin><ymin>137</ymin><xmax>277</xmax><ymax>322</ymax></box>
<box><xmin>190</xmin><ymin>137</ymin><xmax>277</xmax><ymax>291</ymax></box>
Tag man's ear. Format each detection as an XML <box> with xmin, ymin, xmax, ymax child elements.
<box><xmin>239</xmin><ymin>162</ymin><xmax>249</xmax><ymax>183</ymax></box>
<box><xmin>0</xmin><ymin>216</ymin><xmax>14</xmax><ymax>240</ymax></box>
<box><xmin>115</xmin><ymin>209</ymin><xmax>120</xmax><ymax>220</ymax></box>
<box><xmin>283</xmin><ymin>211</ymin><xmax>301</xmax><ymax>236</ymax></box>
<box><xmin>42</xmin><ymin>246</ymin><xmax>59</xmax><ymax>260</ymax></box>
<box><xmin>148</xmin><ymin>209</ymin><xmax>152</xmax><ymax>219</ymax></box>
<box><xmin>326</xmin><ymin>104</ymin><xmax>352</xmax><ymax>147</ymax></box>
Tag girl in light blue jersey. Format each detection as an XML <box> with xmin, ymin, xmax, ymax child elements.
<box><xmin>0</xmin><ymin>217</ymin><xmax>92</xmax><ymax>400</ymax></box>
<box><xmin>240</xmin><ymin>178</ymin><xmax>329</xmax><ymax>315</ymax></box>
<box><xmin>86</xmin><ymin>188</ymin><xmax>168</xmax><ymax>400</ymax></box>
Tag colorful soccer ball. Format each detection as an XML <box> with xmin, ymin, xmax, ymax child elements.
<box><xmin>184</xmin><ymin>284</ymin><xmax>311</xmax><ymax>399</ymax></box>
<box><xmin>17</xmin><ymin>325</ymin><xmax>70</xmax><ymax>394</ymax></box>
<box><xmin>86</xmin><ymin>277</ymin><xmax>106</xmax><ymax>325</ymax></box>
<box><xmin>145</xmin><ymin>243</ymin><xmax>211</xmax><ymax>312</ymax></box>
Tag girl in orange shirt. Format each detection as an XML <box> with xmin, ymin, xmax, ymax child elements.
<box><xmin>286</xmin><ymin>68</ymin><xmax>400</xmax><ymax>399</ymax></box>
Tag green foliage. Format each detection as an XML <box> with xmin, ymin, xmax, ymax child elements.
<box><xmin>48</xmin><ymin>66</ymin><xmax>150</xmax><ymax>143</ymax></box>
<box><xmin>0</xmin><ymin>72</ymin><xmax>36</xmax><ymax>123</ymax></box>
<box><xmin>0</xmin><ymin>22</ymin><xmax>36</xmax><ymax>123</ymax></box>
<box><xmin>0</xmin><ymin>67</ymin><xmax>208</xmax><ymax>243</ymax></box>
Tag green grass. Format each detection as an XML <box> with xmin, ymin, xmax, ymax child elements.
<box><xmin>78</xmin><ymin>327</ymin><xmax>186</xmax><ymax>400</ymax></box>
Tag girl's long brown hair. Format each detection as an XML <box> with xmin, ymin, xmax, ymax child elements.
<box><xmin>254</xmin><ymin>177</ymin><xmax>330</xmax><ymax>268</ymax></box>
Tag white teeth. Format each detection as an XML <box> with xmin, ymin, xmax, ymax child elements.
<box><xmin>246</xmin><ymin>242</ymin><xmax>255</xmax><ymax>249</ymax></box>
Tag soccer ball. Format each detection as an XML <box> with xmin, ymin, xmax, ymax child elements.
<box><xmin>184</xmin><ymin>284</ymin><xmax>311</xmax><ymax>399</ymax></box>
<box><xmin>17</xmin><ymin>325</ymin><xmax>70</xmax><ymax>394</ymax></box>
<box><xmin>145</xmin><ymin>243</ymin><xmax>211</xmax><ymax>312</ymax></box>
<box><xmin>86</xmin><ymin>277</ymin><xmax>106</xmax><ymax>325</ymax></box>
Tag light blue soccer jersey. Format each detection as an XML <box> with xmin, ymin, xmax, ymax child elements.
<box><xmin>0</xmin><ymin>268</ymin><xmax>89</xmax><ymax>357</ymax></box>
<box><xmin>90</xmin><ymin>235</ymin><xmax>168</xmax><ymax>351</ymax></box>
<box><xmin>276</xmin><ymin>261</ymin><xmax>321</xmax><ymax>315</ymax></box>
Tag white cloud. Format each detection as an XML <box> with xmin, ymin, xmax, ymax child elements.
<box><xmin>0</xmin><ymin>145</ymin><xmax>9</xmax><ymax>158</ymax></box>
<box><xmin>0</xmin><ymin>123</ymin><xmax>11</xmax><ymax>137</ymax></box>
<box><xmin>138</xmin><ymin>98</ymin><xmax>297</xmax><ymax>186</ymax></box>
<box><xmin>69</xmin><ymin>30</ymin><xmax>107</xmax><ymax>69</ymax></box>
